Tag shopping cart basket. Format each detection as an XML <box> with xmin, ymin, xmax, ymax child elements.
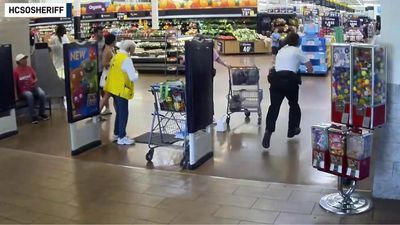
<box><xmin>146</xmin><ymin>81</ymin><xmax>188</xmax><ymax>164</ymax></box>
<box><xmin>226</xmin><ymin>66</ymin><xmax>263</xmax><ymax>125</ymax></box>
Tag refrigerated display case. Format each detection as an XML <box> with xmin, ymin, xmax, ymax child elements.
<box><xmin>331</xmin><ymin>44</ymin><xmax>351</xmax><ymax>125</ymax></box>
<box><xmin>351</xmin><ymin>44</ymin><xmax>387</xmax><ymax>129</ymax></box>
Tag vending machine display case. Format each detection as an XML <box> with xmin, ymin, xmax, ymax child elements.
<box><xmin>331</xmin><ymin>44</ymin><xmax>351</xmax><ymax>125</ymax></box>
<box><xmin>311</xmin><ymin>124</ymin><xmax>331</xmax><ymax>171</ymax></box>
<box><xmin>328</xmin><ymin>127</ymin><xmax>348</xmax><ymax>176</ymax></box>
<box><xmin>351</xmin><ymin>44</ymin><xmax>387</xmax><ymax>129</ymax></box>
<box><xmin>346</xmin><ymin>130</ymin><xmax>373</xmax><ymax>180</ymax></box>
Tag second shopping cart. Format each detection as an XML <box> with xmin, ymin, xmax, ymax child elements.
<box><xmin>226</xmin><ymin>66</ymin><xmax>263</xmax><ymax>125</ymax></box>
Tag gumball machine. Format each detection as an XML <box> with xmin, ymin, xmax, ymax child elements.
<box><xmin>351</xmin><ymin>44</ymin><xmax>387</xmax><ymax>129</ymax></box>
<box><xmin>311</xmin><ymin>124</ymin><xmax>331</xmax><ymax>170</ymax></box>
<box><xmin>328</xmin><ymin>127</ymin><xmax>348</xmax><ymax>176</ymax></box>
<box><xmin>331</xmin><ymin>44</ymin><xmax>351</xmax><ymax>125</ymax></box>
<box><xmin>346</xmin><ymin>130</ymin><xmax>373</xmax><ymax>180</ymax></box>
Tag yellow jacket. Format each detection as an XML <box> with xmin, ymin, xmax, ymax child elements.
<box><xmin>104</xmin><ymin>52</ymin><xmax>134</xmax><ymax>100</ymax></box>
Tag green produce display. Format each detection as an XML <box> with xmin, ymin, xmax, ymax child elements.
<box><xmin>233</xmin><ymin>28</ymin><xmax>258</xmax><ymax>42</ymax></box>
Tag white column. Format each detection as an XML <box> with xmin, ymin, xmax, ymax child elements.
<box><xmin>372</xmin><ymin>0</ymin><xmax>400</xmax><ymax>200</ymax></box>
<box><xmin>151</xmin><ymin>0</ymin><xmax>159</xmax><ymax>30</ymax></box>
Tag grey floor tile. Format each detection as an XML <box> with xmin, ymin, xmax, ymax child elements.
<box><xmin>72</xmin><ymin>211</ymin><xmax>137</xmax><ymax>224</ymax></box>
<box><xmin>196</xmin><ymin>193</ymin><xmax>258</xmax><ymax>208</ymax></box>
<box><xmin>214</xmin><ymin>206</ymin><xmax>279</xmax><ymax>224</ymax></box>
<box><xmin>144</xmin><ymin>186</ymin><xmax>200</xmax><ymax>200</ymax></box>
<box><xmin>274</xmin><ymin>212</ymin><xmax>341</xmax><ymax>224</ymax></box>
<box><xmin>288</xmin><ymin>190</ymin><xmax>325</xmax><ymax>203</ymax></box>
<box><xmin>268</xmin><ymin>183</ymin><xmax>323</xmax><ymax>193</ymax></box>
<box><xmin>107</xmin><ymin>191</ymin><xmax>165</xmax><ymax>207</ymax></box>
<box><xmin>156</xmin><ymin>198</ymin><xmax>221</xmax><ymax>213</ymax></box>
<box><xmin>253</xmin><ymin>199</ymin><xmax>315</xmax><ymax>214</ymax></box>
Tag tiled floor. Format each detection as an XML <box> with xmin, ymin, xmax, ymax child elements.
<box><xmin>0</xmin><ymin>54</ymin><xmax>371</xmax><ymax>190</ymax></box>
<box><xmin>0</xmin><ymin>147</ymin><xmax>399</xmax><ymax>224</ymax></box>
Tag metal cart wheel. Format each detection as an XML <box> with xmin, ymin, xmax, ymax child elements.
<box><xmin>146</xmin><ymin>148</ymin><xmax>155</xmax><ymax>162</ymax></box>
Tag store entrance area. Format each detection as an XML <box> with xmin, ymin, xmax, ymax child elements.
<box><xmin>0</xmin><ymin>54</ymin><xmax>370</xmax><ymax>190</ymax></box>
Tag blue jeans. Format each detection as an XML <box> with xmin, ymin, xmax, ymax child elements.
<box><xmin>114</xmin><ymin>96</ymin><xmax>129</xmax><ymax>139</ymax></box>
<box><xmin>21</xmin><ymin>86</ymin><xmax>46</xmax><ymax>119</ymax></box>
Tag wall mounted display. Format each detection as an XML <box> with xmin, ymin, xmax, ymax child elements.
<box><xmin>63</xmin><ymin>42</ymin><xmax>100</xmax><ymax>123</ymax></box>
<box><xmin>0</xmin><ymin>44</ymin><xmax>15</xmax><ymax>113</ymax></box>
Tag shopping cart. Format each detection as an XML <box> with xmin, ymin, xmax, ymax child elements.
<box><xmin>226</xmin><ymin>66</ymin><xmax>263</xmax><ymax>125</ymax></box>
<box><xmin>146</xmin><ymin>81</ymin><xmax>188</xmax><ymax>165</ymax></box>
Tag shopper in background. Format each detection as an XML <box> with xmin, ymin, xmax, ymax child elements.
<box><xmin>99</xmin><ymin>33</ymin><xmax>116</xmax><ymax>116</ymax></box>
<box><xmin>271</xmin><ymin>28</ymin><xmax>281</xmax><ymax>56</ymax></box>
<box><xmin>49</xmin><ymin>24</ymin><xmax>69</xmax><ymax>79</ymax></box>
<box><xmin>13</xmin><ymin>54</ymin><xmax>49</xmax><ymax>124</ymax></box>
<box><xmin>262</xmin><ymin>32</ymin><xmax>313</xmax><ymax>149</ymax></box>
<box><xmin>104</xmin><ymin>40</ymin><xmax>138</xmax><ymax>145</ymax></box>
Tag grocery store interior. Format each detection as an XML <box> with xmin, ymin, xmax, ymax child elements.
<box><xmin>1</xmin><ymin>0</ymin><xmax>400</xmax><ymax>224</ymax></box>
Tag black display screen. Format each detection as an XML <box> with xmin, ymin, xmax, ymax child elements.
<box><xmin>0</xmin><ymin>44</ymin><xmax>15</xmax><ymax>113</ymax></box>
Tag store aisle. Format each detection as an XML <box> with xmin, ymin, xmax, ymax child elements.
<box><xmin>0</xmin><ymin>54</ymin><xmax>370</xmax><ymax>189</ymax></box>
<box><xmin>0</xmin><ymin>147</ymin><xmax>399</xmax><ymax>224</ymax></box>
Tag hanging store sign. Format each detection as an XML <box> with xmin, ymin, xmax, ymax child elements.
<box><xmin>85</xmin><ymin>2</ymin><xmax>106</xmax><ymax>14</ymax></box>
<box><xmin>322</xmin><ymin>16</ymin><xmax>339</xmax><ymax>28</ymax></box>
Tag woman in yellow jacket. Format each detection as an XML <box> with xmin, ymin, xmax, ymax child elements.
<box><xmin>104</xmin><ymin>40</ymin><xmax>138</xmax><ymax>145</ymax></box>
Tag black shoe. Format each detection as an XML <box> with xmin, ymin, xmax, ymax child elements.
<box><xmin>288</xmin><ymin>127</ymin><xmax>301</xmax><ymax>138</ymax></box>
<box><xmin>262</xmin><ymin>130</ymin><xmax>272</xmax><ymax>149</ymax></box>
<box><xmin>39</xmin><ymin>114</ymin><xmax>49</xmax><ymax>121</ymax></box>
<box><xmin>32</xmin><ymin>117</ymin><xmax>39</xmax><ymax>124</ymax></box>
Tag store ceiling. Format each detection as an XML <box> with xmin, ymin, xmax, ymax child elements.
<box><xmin>339</xmin><ymin>0</ymin><xmax>380</xmax><ymax>5</ymax></box>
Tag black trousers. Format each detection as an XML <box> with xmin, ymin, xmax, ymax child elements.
<box><xmin>266</xmin><ymin>71</ymin><xmax>301</xmax><ymax>132</ymax></box>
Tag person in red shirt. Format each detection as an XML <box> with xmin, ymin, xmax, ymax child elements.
<box><xmin>14</xmin><ymin>54</ymin><xmax>48</xmax><ymax>124</ymax></box>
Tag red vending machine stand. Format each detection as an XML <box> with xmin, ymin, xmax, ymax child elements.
<box><xmin>351</xmin><ymin>44</ymin><xmax>387</xmax><ymax>129</ymax></box>
<box><xmin>331</xmin><ymin>44</ymin><xmax>351</xmax><ymax>125</ymax></box>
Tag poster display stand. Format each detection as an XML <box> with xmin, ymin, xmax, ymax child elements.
<box><xmin>0</xmin><ymin>44</ymin><xmax>17</xmax><ymax>139</ymax></box>
<box><xmin>0</xmin><ymin>110</ymin><xmax>18</xmax><ymax>139</ymax></box>
<box><xmin>63</xmin><ymin>41</ymin><xmax>101</xmax><ymax>155</ymax></box>
<box><xmin>184</xmin><ymin>38</ymin><xmax>214</xmax><ymax>169</ymax></box>
<box><xmin>312</xmin><ymin>43</ymin><xmax>387</xmax><ymax>215</ymax></box>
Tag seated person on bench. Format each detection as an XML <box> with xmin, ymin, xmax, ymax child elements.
<box><xmin>13</xmin><ymin>54</ymin><xmax>49</xmax><ymax>124</ymax></box>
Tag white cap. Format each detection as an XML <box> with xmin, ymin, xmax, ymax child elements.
<box><xmin>15</xmin><ymin>54</ymin><xmax>28</xmax><ymax>62</ymax></box>
<box><xmin>119</xmin><ymin>40</ymin><xmax>136</xmax><ymax>52</ymax></box>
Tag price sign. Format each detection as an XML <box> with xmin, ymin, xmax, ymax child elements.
<box><xmin>98</xmin><ymin>13</ymin><xmax>116</xmax><ymax>19</ymax></box>
<box><xmin>349</xmin><ymin>19</ymin><xmax>360</xmax><ymax>27</ymax></box>
<box><xmin>239</xmin><ymin>42</ymin><xmax>254</xmax><ymax>53</ymax></box>
<box><xmin>322</xmin><ymin>16</ymin><xmax>339</xmax><ymax>28</ymax></box>
<box><xmin>81</xmin><ymin>14</ymin><xmax>96</xmax><ymax>20</ymax></box>
<box><xmin>242</xmin><ymin>8</ymin><xmax>254</xmax><ymax>17</ymax></box>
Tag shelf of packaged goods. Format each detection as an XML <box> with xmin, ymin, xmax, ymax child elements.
<box><xmin>131</xmin><ymin>57</ymin><xmax>166</xmax><ymax>63</ymax></box>
<box><xmin>133</xmin><ymin>63</ymin><xmax>185</xmax><ymax>72</ymax></box>
<box><xmin>133</xmin><ymin>37</ymin><xmax>166</xmax><ymax>42</ymax></box>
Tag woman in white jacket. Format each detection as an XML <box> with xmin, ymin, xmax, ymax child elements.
<box><xmin>48</xmin><ymin>24</ymin><xmax>69</xmax><ymax>79</ymax></box>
